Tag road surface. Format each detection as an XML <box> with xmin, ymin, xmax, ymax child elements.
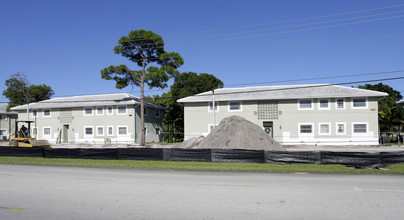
<box><xmin>1</xmin><ymin>164</ymin><xmax>403</xmax><ymax>219</ymax></box>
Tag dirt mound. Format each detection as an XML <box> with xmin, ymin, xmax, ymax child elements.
<box><xmin>181</xmin><ymin>115</ymin><xmax>285</xmax><ymax>151</ymax></box>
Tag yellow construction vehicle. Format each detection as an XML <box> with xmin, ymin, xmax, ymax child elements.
<box><xmin>9</xmin><ymin>120</ymin><xmax>52</xmax><ymax>148</ymax></box>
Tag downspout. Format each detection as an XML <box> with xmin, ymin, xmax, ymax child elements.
<box><xmin>212</xmin><ymin>90</ymin><xmax>216</xmax><ymax>129</ymax></box>
<box><xmin>134</xmin><ymin>103</ymin><xmax>139</xmax><ymax>144</ymax></box>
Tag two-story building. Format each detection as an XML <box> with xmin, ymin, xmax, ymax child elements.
<box><xmin>10</xmin><ymin>93</ymin><xmax>166</xmax><ymax>144</ymax></box>
<box><xmin>178</xmin><ymin>84</ymin><xmax>388</xmax><ymax>146</ymax></box>
<box><xmin>0</xmin><ymin>103</ymin><xmax>18</xmax><ymax>141</ymax></box>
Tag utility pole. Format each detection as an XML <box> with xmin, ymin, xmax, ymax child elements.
<box><xmin>212</xmin><ymin>90</ymin><xmax>216</xmax><ymax>130</ymax></box>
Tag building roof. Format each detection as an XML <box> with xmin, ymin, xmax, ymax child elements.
<box><xmin>177</xmin><ymin>84</ymin><xmax>388</xmax><ymax>103</ymax></box>
<box><xmin>0</xmin><ymin>103</ymin><xmax>17</xmax><ymax>114</ymax></box>
<box><xmin>10</xmin><ymin>93</ymin><xmax>167</xmax><ymax>111</ymax></box>
<box><xmin>398</xmin><ymin>100</ymin><xmax>404</xmax><ymax>106</ymax></box>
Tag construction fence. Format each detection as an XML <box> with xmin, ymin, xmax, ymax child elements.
<box><xmin>1</xmin><ymin>147</ymin><xmax>404</xmax><ymax>169</ymax></box>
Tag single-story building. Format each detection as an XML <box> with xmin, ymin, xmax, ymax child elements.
<box><xmin>178</xmin><ymin>84</ymin><xmax>388</xmax><ymax>146</ymax></box>
<box><xmin>0</xmin><ymin>103</ymin><xmax>18</xmax><ymax>141</ymax></box>
<box><xmin>10</xmin><ymin>93</ymin><xmax>166</xmax><ymax>144</ymax></box>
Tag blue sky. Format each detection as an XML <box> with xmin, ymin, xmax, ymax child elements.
<box><xmin>1</xmin><ymin>0</ymin><xmax>404</xmax><ymax>102</ymax></box>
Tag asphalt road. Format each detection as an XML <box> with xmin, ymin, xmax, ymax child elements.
<box><xmin>1</xmin><ymin>165</ymin><xmax>403</xmax><ymax>220</ymax></box>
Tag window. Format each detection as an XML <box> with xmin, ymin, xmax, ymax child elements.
<box><xmin>0</xmin><ymin>130</ymin><xmax>6</xmax><ymax>135</ymax></box>
<box><xmin>319</xmin><ymin>123</ymin><xmax>331</xmax><ymax>135</ymax></box>
<box><xmin>155</xmin><ymin>109</ymin><xmax>160</xmax><ymax>118</ymax></box>
<box><xmin>228</xmin><ymin>102</ymin><xmax>242</xmax><ymax>111</ymax></box>
<box><xmin>299</xmin><ymin>123</ymin><xmax>314</xmax><ymax>136</ymax></box>
<box><xmin>352</xmin><ymin>98</ymin><xmax>367</xmax><ymax>108</ymax></box>
<box><xmin>97</xmin><ymin>126</ymin><xmax>104</xmax><ymax>136</ymax></box>
<box><xmin>155</xmin><ymin>128</ymin><xmax>160</xmax><ymax>135</ymax></box>
<box><xmin>300</xmin><ymin>125</ymin><xmax>313</xmax><ymax>134</ymax></box>
<box><xmin>107</xmin><ymin>107</ymin><xmax>113</xmax><ymax>115</ymax></box>
<box><xmin>117</xmin><ymin>106</ymin><xmax>127</xmax><ymax>115</ymax></box>
<box><xmin>118</xmin><ymin>126</ymin><xmax>127</xmax><ymax>135</ymax></box>
<box><xmin>144</xmin><ymin>108</ymin><xmax>148</xmax><ymax>116</ymax></box>
<box><xmin>336</xmin><ymin>99</ymin><xmax>345</xmax><ymax>109</ymax></box>
<box><xmin>208</xmin><ymin>102</ymin><xmax>219</xmax><ymax>112</ymax></box>
<box><xmin>96</xmin><ymin>107</ymin><xmax>104</xmax><ymax>115</ymax></box>
<box><xmin>84</xmin><ymin>107</ymin><xmax>93</xmax><ymax>116</ymax></box>
<box><xmin>43</xmin><ymin>109</ymin><xmax>51</xmax><ymax>117</ymax></box>
<box><xmin>84</xmin><ymin>127</ymin><xmax>93</xmax><ymax>136</ymax></box>
<box><xmin>43</xmin><ymin>127</ymin><xmax>51</xmax><ymax>135</ymax></box>
<box><xmin>298</xmin><ymin>100</ymin><xmax>313</xmax><ymax>110</ymax></box>
<box><xmin>0</xmin><ymin>115</ymin><xmax>7</xmax><ymax>120</ymax></box>
<box><xmin>336</xmin><ymin>123</ymin><xmax>346</xmax><ymax>135</ymax></box>
<box><xmin>353</xmin><ymin>123</ymin><xmax>367</xmax><ymax>133</ymax></box>
<box><xmin>318</xmin><ymin>99</ymin><xmax>329</xmax><ymax>110</ymax></box>
<box><xmin>107</xmin><ymin>126</ymin><xmax>113</xmax><ymax>136</ymax></box>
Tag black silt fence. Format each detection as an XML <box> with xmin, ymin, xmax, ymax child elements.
<box><xmin>320</xmin><ymin>151</ymin><xmax>381</xmax><ymax>168</ymax></box>
<box><xmin>163</xmin><ymin>148</ymin><xmax>212</xmax><ymax>162</ymax></box>
<box><xmin>119</xmin><ymin>148</ymin><xmax>164</xmax><ymax>161</ymax></box>
<box><xmin>211</xmin><ymin>149</ymin><xmax>265</xmax><ymax>163</ymax></box>
<box><xmin>0</xmin><ymin>147</ymin><xmax>44</xmax><ymax>157</ymax></box>
<box><xmin>265</xmin><ymin>151</ymin><xmax>321</xmax><ymax>164</ymax></box>
<box><xmin>1</xmin><ymin>147</ymin><xmax>404</xmax><ymax>168</ymax></box>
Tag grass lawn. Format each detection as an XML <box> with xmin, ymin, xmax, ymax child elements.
<box><xmin>1</xmin><ymin>156</ymin><xmax>404</xmax><ymax>174</ymax></box>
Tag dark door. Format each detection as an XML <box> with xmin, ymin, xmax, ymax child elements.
<box><xmin>263</xmin><ymin>121</ymin><xmax>273</xmax><ymax>138</ymax></box>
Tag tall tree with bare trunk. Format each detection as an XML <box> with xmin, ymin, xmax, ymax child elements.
<box><xmin>101</xmin><ymin>29</ymin><xmax>183</xmax><ymax>146</ymax></box>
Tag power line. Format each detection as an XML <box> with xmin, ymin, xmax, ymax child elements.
<box><xmin>3</xmin><ymin>31</ymin><xmax>404</xmax><ymax>63</ymax></box>
<box><xmin>10</xmin><ymin>76</ymin><xmax>402</xmax><ymax>104</ymax></box>
<box><xmin>3</xmin><ymin>4</ymin><xmax>404</xmax><ymax>57</ymax></box>
<box><xmin>174</xmin><ymin>14</ymin><xmax>404</xmax><ymax>45</ymax></box>
<box><xmin>139</xmin><ymin>69</ymin><xmax>404</xmax><ymax>94</ymax></box>
<box><xmin>169</xmin><ymin>3</ymin><xmax>404</xmax><ymax>36</ymax></box>
<box><xmin>159</xmin><ymin>76</ymin><xmax>404</xmax><ymax>100</ymax></box>
<box><xmin>169</xmin><ymin>9</ymin><xmax>404</xmax><ymax>43</ymax></box>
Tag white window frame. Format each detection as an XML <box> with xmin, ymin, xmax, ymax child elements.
<box><xmin>155</xmin><ymin>109</ymin><xmax>160</xmax><ymax>118</ymax></box>
<box><xmin>335</xmin><ymin>98</ymin><xmax>345</xmax><ymax>110</ymax></box>
<box><xmin>84</xmin><ymin>107</ymin><xmax>94</xmax><ymax>116</ymax></box>
<box><xmin>336</xmin><ymin>122</ymin><xmax>346</xmax><ymax>135</ymax></box>
<box><xmin>208</xmin><ymin>102</ymin><xmax>219</xmax><ymax>112</ymax></box>
<box><xmin>43</xmin><ymin>109</ymin><xmax>51</xmax><ymax>117</ymax></box>
<box><xmin>117</xmin><ymin>106</ymin><xmax>127</xmax><ymax>115</ymax></box>
<box><xmin>352</xmin><ymin>122</ymin><xmax>368</xmax><ymax>135</ymax></box>
<box><xmin>84</xmin><ymin>126</ymin><xmax>94</xmax><ymax>137</ymax></box>
<box><xmin>117</xmin><ymin>126</ymin><xmax>128</xmax><ymax>136</ymax></box>
<box><xmin>96</xmin><ymin>107</ymin><xmax>104</xmax><ymax>116</ymax></box>
<box><xmin>107</xmin><ymin>106</ymin><xmax>113</xmax><ymax>115</ymax></box>
<box><xmin>298</xmin><ymin>123</ymin><xmax>314</xmax><ymax>136</ymax></box>
<box><xmin>43</xmin><ymin>127</ymin><xmax>51</xmax><ymax>137</ymax></box>
<box><xmin>298</xmin><ymin>99</ymin><xmax>313</xmax><ymax>110</ymax></box>
<box><xmin>318</xmin><ymin>123</ymin><xmax>331</xmax><ymax>135</ymax></box>
<box><xmin>155</xmin><ymin>127</ymin><xmax>161</xmax><ymax>135</ymax></box>
<box><xmin>96</xmin><ymin>126</ymin><xmax>104</xmax><ymax>136</ymax></box>
<box><xmin>107</xmin><ymin>126</ymin><xmax>114</xmax><ymax>136</ymax></box>
<box><xmin>318</xmin><ymin>99</ymin><xmax>330</xmax><ymax>110</ymax></box>
<box><xmin>352</xmin><ymin>98</ymin><xmax>368</xmax><ymax>109</ymax></box>
<box><xmin>228</xmin><ymin>101</ymin><xmax>242</xmax><ymax>112</ymax></box>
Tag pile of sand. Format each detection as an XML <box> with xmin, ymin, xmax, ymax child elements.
<box><xmin>178</xmin><ymin>115</ymin><xmax>285</xmax><ymax>151</ymax></box>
